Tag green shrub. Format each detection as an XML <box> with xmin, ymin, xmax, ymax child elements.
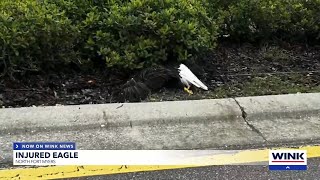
<box><xmin>43</xmin><ymin>0</ymin><xmax>93</xmax><ymax>24</ymax></box>
<box><xmin>0</xmin><ymin>0</ymin><xmax>78</xmax><ymax>78</ymax></box>
<box><xmin>214</xmin><ymin>0</ymin><xmax>320</xmax><ymax>43</ymax></box>
<box><xmin>44</xmin><ymin>0</ymin><xmax>127</xmax><ymax>65</ymax></box>
<box><xmin>44</xmin><ymin>0</ymin><xmax>120</xmax><ymax>24</ymax></box>
<box><xmin>1</xmin><ymin>0</ymin><xmax>319</xmax><ymax>79</ymax></box>
<box><xmin>83</xmin><ymin>0</ymin><xmax>219</xmax><ymax>70</ymax></box>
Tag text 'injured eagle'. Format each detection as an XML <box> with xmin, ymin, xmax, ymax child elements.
<box><xmin>114</xmin><ymin>64</ymin><xmax>208</xmax><ymax>102</ymax></box>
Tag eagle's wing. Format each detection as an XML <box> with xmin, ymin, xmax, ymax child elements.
<box><xmin>114</xmin><ymin>66</ymin><xmax>180</xmax><ymax>102</ymax></box>
<box><xmin>113</xmin><ymin>78</ymin><xmax>150</xmax><ymax>102</ymax></box>
<box><xmin>178</xmin><ymin>64</ymin><xmax>208</xmax><ymax>90</ymax></box>
<box><xmin>139</xmin><ymin>66</ymin><xmax>179</xmax><ymax>91</ymax></box>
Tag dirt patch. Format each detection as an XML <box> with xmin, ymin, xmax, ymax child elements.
<box><xmin>1</xmin><ymin>43</ymin><xmax>320</xmax><ymax>108</ymax></box>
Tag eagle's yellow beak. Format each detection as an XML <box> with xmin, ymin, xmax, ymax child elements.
<box><xmin>184</xmin><ymin>87</ymin><xmax>193</xmax><ymax>95</ymax></box>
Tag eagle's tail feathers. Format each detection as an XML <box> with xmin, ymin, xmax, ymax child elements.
<box><xmin>178</xmin><ymin>64</ymin><xmax>208</xmax><ymax>90</ymax></box>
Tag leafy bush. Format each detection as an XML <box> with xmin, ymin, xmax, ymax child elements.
<box><xmin>0</xmin><ymin>0</ymin><xmax>79</xmax><ymax>78</ymax></box>
<box><xmin>44</xmin><ymin>0</ymin><xmax>128</xmax><ymax>66</ymax></box>
<box><xmin>83</xmin><ymin>0</ymin><xmax>219</xmax><ymax>70</ymax></box>
<box><xmin>44</xmin><ymin>0</ymin><xmax>93</xmax><ymax>24</ymax></box>
<box><xmin>44</xmin><ymin>0</ymin><xmax>120</xmax><ymax>24</ymax></box>
<box><xmin>217</xmin><ymin>0</ymin><xmax>320</xmax><ymax>43</ymax></box>
<box><xmin>1</xmin><ymin>0</ymin><xmax>319</xmax><ymax>79</ymax></box>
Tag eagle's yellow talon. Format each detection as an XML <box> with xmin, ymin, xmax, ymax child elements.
<box><xmin>184</xmin><ymin>87</ymin><xmax>193</xmax><ymax>95</ymax></box>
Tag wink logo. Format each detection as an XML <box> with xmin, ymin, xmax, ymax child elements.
<box><xmin>269</xmin><ymin>150</ymin><xmax>307</xmax><ymax>170</ymax></box>
<box><xmin>272</xmin><ymin>152</ymin><xmax>305</xmax><ymax>162</ymax></box>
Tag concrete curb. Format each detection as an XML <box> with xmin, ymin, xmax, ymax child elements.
<box><xmin>0</xmin><ymin>98</ymin><xmax>242</xmax><ymax>132</ymax></box>
<box><xmin>0</xmin><ymin>93</ymin><xmax>319</xmax><ymax>137</ymax></box>
<box><xmin>0</xmin><ymin>93</ymin><xmax>319</xmax><ymax>162</ymax></box>
<box><xmin>1</xmin><ymin>93</ymin><xmax>319</xmax><ymax>130</ymax></box>
<box><xmin>234</xmin><ymin>93</ymin><xmax>320</xmax><ymax>143</ymax></box>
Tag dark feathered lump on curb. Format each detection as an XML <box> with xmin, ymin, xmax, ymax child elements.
<box><xmin>113</xmin><ymin>66</ymin><xmax>183</xmax><ymax>103</ymax></box>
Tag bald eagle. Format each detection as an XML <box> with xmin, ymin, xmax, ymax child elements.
<box><xmin>113</xmin><ymin>64</ymin><xmax>208</xmax><ymax>102</ymax></box>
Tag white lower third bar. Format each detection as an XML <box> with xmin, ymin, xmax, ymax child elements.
<box><xmin>13</xmin><ymin>150</ymin><xmax>267</xmax><ymax>166</ymax></box>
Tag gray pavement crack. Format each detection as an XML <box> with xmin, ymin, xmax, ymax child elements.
<box><xmin>233</xmin><ymin>98</ymin><xmax>268</xmax><ymax>142</ymax></box>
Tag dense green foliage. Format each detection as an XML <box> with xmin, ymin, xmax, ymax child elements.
<box><xmin>84</xmin><ymin>0</ymin><xmax>218</xmax><ymax>69</ymax></box>
<box><xmin>0</xmin><ymin>0</ymin><xmax>78</xmax><ymax>77</ymax></box>
<box><xmin>1</xmin><ymin>0</ymin><xmax>319</xmax><ymax>78</ymax></box>
<box><xmin>214</xmin><ymin>0</ymin><xmax>320</xmax><ymax>42</ymax></box>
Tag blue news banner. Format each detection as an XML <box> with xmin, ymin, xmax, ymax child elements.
<box><xmin>13</xmin><ymin>142</ymin><xmax>76</xmax><ymax>150</ymax></box>
<box><xmin>13</xmin><ymin>142</ymin><xmax>78</xmax><ymax>165</ymax></box>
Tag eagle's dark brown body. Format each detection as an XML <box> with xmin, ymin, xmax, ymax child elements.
<box><xmin>113</xmin><ymin>66</ymin><xmax>183</xmax><ymax>102</ymax></box>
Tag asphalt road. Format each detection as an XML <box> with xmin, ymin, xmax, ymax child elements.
<box><xmin>68</xmin><ymin>158</ymin><xmax>320</xmax><ymax>180</ymax></box>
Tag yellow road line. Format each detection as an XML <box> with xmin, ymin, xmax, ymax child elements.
<box><xmin>1</xmin><ymin>145</ymin><xmax>319</xmax><ymax>180</ymax></box>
